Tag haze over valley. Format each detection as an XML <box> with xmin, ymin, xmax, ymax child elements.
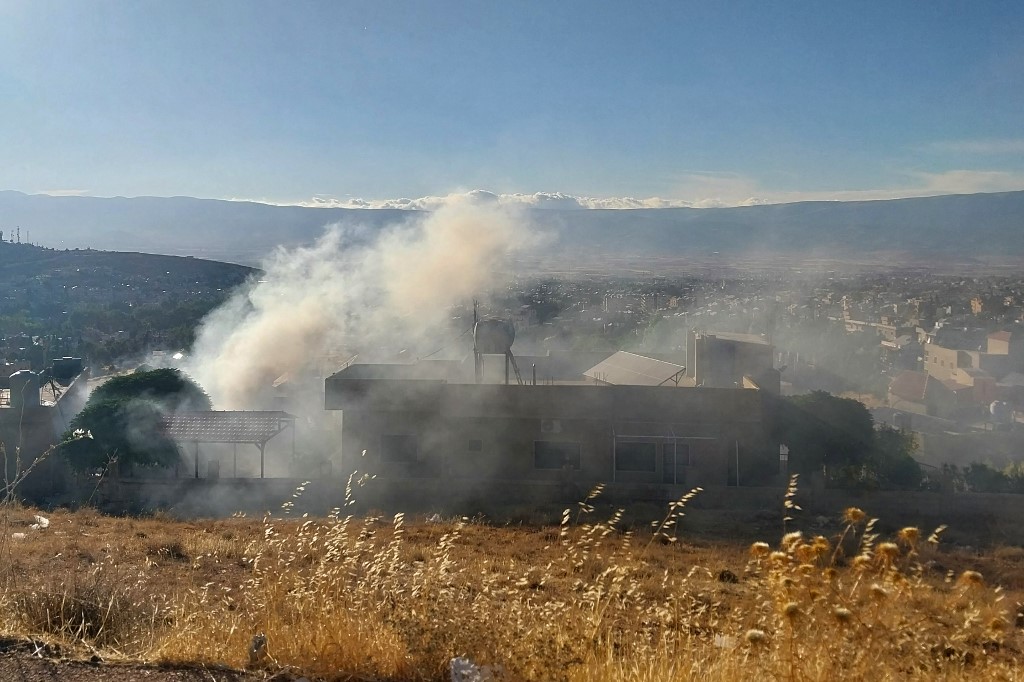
<box><xmin>3</xmin><ymin>188</ymin><xmax>1024</xmax><ymax>267</ymax></box>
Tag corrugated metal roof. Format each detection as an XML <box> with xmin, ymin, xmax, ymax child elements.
<box><xmin>583</xmin><ymin>351</ymin><xmax>689</xmax><ymax>387</ymax></box>
<box><xmin>162</xmin><ymin>411</ymin><xmax>295</xmax><ymax>444</ymax></box>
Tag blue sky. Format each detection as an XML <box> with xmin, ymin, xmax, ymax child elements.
<box><xmin>1</xmin><ymin>1</ymin><xmax>1023</xmax><ymax>207</ymax></box>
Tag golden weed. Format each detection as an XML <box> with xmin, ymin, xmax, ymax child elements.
<box><xmin>0</xmin><ymin>480</ymin><xmax>1020</xmax><ymax>682</ymax></box>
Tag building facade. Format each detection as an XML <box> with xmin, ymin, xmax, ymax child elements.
<box><xmin>325</xmin><ymin>363</ymin><xmax>767</xmax><ymax>494</ymax></box>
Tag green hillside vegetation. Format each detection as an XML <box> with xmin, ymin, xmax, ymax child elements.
<box><xmin>0</xmin><ymin>241</ymin><xmax>255</xmax><ymax>365</ymax></box>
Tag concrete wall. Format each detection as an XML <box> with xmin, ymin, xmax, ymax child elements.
<box><xmin>916</xmin><ymin>429</ymin><xmax>1024</xmax><ymax>469</ymax></box>
<box><xmin>0</xmin><ymin>369</ymin><xmax>90</xmax><ymax>499</ymax></box>
<box><xmin>923</xmin><ymin>344</ymin><xmax>960</xmax><ymax>382</ymax></box>
<box><xmin>341</xmin><ymin>410</ymin><xmax>739</xmax><ymax>488</ymax></box>
<box><xmin>327</xmin><ymin>376</ymin><xmax>766</xmax><ymax>490</ymax></box>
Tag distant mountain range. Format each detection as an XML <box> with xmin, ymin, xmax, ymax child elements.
<box><xmin>1</xmin><ymin>189</ymin><xmax>1022</xmax><ymax>265</ymax></box>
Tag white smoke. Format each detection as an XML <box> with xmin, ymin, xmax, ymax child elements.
<box><xmin>186</xmin><ymin>199</ymin><xmax>536</xmax><ymax>409</ymax></box>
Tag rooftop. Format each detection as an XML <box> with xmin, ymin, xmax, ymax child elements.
<box><xmin>888</xmin><ymin>370</ymin><xmax>928</xmax><ymax>402</ymax></box>
<box><xmin>702</xmin><ymin>331</ymin><xmax>771</xmax><ymax>346</ymax></box>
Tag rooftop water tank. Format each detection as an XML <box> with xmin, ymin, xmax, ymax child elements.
<box><xmin>990</xmin><ymin>401</ymin><xmax>1013</xmax><ymax>424</ymax></box>
<box><xmin>9</xmin><ymin>370</ymin><xmax>40</xmax><ymax>409</ymax></box>
<box><xmin>50</xmin><ymin>357</ymin><xmax>84</xmax><ymax>383</ymax></box>
<box><xmin>473</xmin><ymin>318</ymin><xmax>516</xmax><ymax>355</ymax></box>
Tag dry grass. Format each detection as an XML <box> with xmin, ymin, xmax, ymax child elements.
<box><xmin>0</xmin><ymin>477</ymin><xmax>1022</xmax><ymax>681</ymax></box>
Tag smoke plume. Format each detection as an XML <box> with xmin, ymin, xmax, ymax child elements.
<box><xmin>187</xmin><ymin>199</ymin><xmax>535</xmax><ymax>410</ymax></box>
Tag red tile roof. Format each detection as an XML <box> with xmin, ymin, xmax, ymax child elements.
<box><xmin>888</xmin><ymin>371</ymin><xmax>928</xmax><ymax>402</ymax></box>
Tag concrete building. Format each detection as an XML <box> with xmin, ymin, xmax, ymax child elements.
<box><xmin>685</xmin><ymin>331</ymin><xmax>780</xmax><ymax>394</ymax></box>
<box><xmin>887</xmin><ymin>370</ymin><xmax>957</xmax><ymax>418</ymax></box>
<box><xmin>324</xmin><ymin>362</ymin><xmax>767</xmax><ymax>495</ymax></box>
<box><xmin>0</xmin><ymin>359</ymin><xmax>90</xmax><ymax>499</ymax></box>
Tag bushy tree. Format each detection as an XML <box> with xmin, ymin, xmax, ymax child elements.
<box><xmin>963</xmin><ymin>462</ymin><xmax>1009</xmax><ymax>493</ymax></box>
<box><xmin>764</xmin><ymin>391</ymin><xmax>921</xmax><ymax>489</ymax></box>
<box><xmin>768</xmin><ymin>391</ymin><xmax>875</xmax><ymax>475</ymax></box>
<box><xmin>870</xmin><ymin>424</ymin><xmax>922</xmax><ymax>489</ymax></box>
<box><xmin>63</xmin><ymin>368</ymin><xmax>211</xmax><ymax>471</ymax></box>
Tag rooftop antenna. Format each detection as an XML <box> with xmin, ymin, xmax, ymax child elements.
<box><xmin>472</xmin><ymin>299</ymin><xmax>481</xmax><ymax>382</ymax></box>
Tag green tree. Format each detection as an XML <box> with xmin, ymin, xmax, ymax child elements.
<box><xmin>764</xmin><ymin>391</ymin><xmax>921</xmax><ymax>489</ymax></box>
<box><xmin>870</xmin><ymin>424</ymin><xmax>922</xmax><ymax>489</ymax></box>
<box><xmin>769</xmin><ymin>391</ymin><xmax>875</xmax><ymax>475</ymax></box>
<box><xmin>963</xmin><ymin>462</ymin><xmax>1008</xmax><ymax>493</ymax></box>
<box><xmin>62</xmin><ymin>368</ymin><xmax>211</xmax><ymax>471</ymax></box>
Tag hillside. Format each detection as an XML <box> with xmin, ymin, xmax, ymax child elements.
<box><xmin>2</xmin><ymin>189</ymin><xmax>1023</xmax><ymax>263</ymax></box>
<box><xmin>0</xmin><ymin>241</ymin><xmax>256</xmax><ymax>280</ymax></box>
<box><xmin>0</xmin><ymin>242</ymin><xmax>256</xmax><ymax>362</ymax></box>
<box><xmin>0</xmin><ymin>191</ymin><xmax>410</xmax><ymax>264</ymax></box>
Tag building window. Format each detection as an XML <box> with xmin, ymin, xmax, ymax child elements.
<box><xmin>468</xmin><ymin>439</ymin><xmax>482</xmax><ymax>452</ymax></box>
<box><xmin>615</xmin><ymin>441</ymin><xmax>657</xmax><ymax>472</ymax></box>
<box><xmin>380</xmin><ymin>434</ymin><xmax>418</xmax><ymax>463</ymax></box>
<box><xmin>662</xmin><ymin>443</ymin><xmax>691</xmax><ymax>484</ymax></box>
<box><xmin>534</xmin><ymin>441</ymin><xmax>581</xmax><ymax>469</ymax></box>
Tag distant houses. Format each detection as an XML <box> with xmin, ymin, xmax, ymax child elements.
<box><xmin>889</xmin><ymin>331</ymin><xmax>1024</xmax><ymax>419</ymax></box>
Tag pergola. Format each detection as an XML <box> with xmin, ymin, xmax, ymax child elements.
<box><xmin>162</xmin><ymin>411</ymin><xmax>296</xmax><ymax>478</ymax></box>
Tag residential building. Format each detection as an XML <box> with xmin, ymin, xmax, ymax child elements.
<box><xmin>324</xmin><ymin>360</ymin><xmax>767</xmax><ymax>494</ymax></box>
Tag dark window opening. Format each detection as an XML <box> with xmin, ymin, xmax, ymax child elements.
<box><xmin>468</xmin><ymin>439</ymin><xmax>482</xmax><ymax>452</ymax></box>
<box><xmin>381</xmin><ymin>434</ymin><xmax>418</xmax><ymax>463</ymax></box>
<box><xmin>535</xmin><ymin>441</ymin><xmax>581</xmax><ymax>469</ymax></box>
<box><xmin>662</xmin><ymin>442</ymin><xmax>691</xmax><ymax>484</ymax></box>
<box><xmin>615</xmin><ymin>441</ymin><xmax>657</xmax><ymax>472</ymax></box>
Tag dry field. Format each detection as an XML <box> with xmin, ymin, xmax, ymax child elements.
<box><xmin>0</xmin><ymin>480</ymin><xmax>1023</xmax><ymax>681</ymax></box>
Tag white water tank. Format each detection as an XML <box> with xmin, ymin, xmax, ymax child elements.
<box><xmin>990</xmin><ymin>401</ymin><xmax>1013</xmax><ymax>424</ymax></box>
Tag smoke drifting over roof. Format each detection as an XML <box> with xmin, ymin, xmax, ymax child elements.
<box><xmin>186</xmin><ymin>199</ymin><xmax>538</xmax><ymax>410</ymax></box>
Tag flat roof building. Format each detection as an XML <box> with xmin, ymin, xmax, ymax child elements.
<box><xmin>325</xmin><ymin>359</ymin><xmax>768</xmax><ymax>500</ymax></box>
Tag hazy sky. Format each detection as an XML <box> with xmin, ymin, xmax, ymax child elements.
<box><xmin>2</xmin><ymin>1</ymin><xmax>1023</xmax><ymax>207</ymax></box>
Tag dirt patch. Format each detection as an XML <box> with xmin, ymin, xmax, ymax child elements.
<box><xmin>0</xmin><ymin>637</ymin><xmax>263</xmax><ymax>681</ymax></box>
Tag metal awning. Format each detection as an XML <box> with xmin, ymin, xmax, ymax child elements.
<box><xmin>160</xmin><ymin>411</ymin><xmax>296</xmax><ymax>479</ymax></box>
<box><xmin>162</xmin><ymin>411</ymin><xmax>295</xmax><ymax>444</ymax></box>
